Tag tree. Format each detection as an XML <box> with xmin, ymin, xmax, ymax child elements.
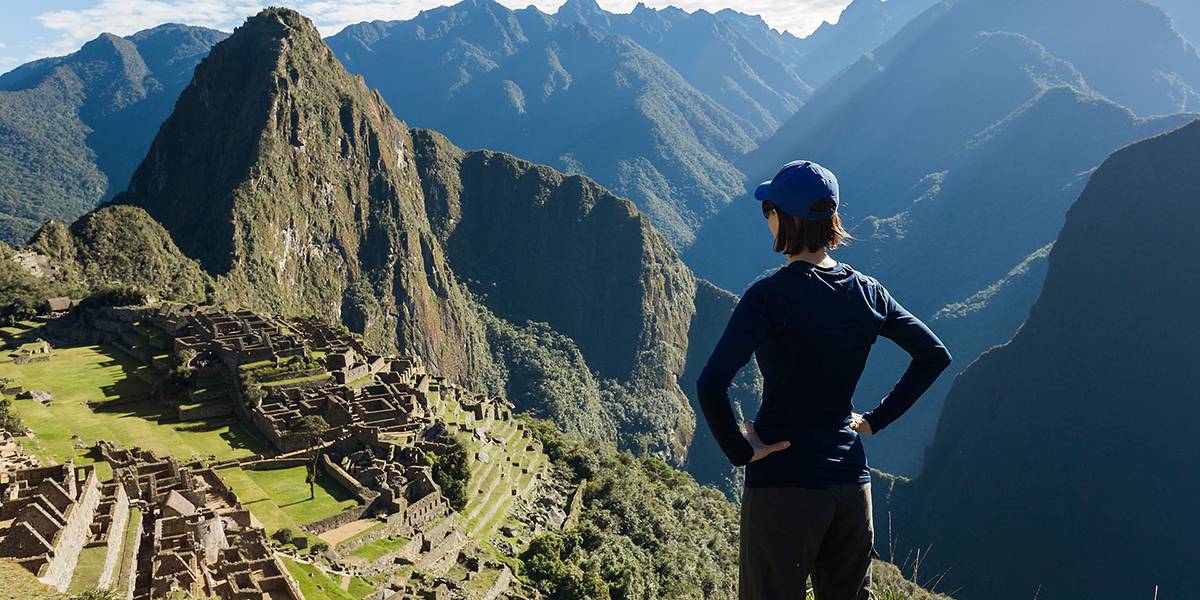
<box><xmin>0</xmin><ymin>398</ymin><xmax>23</xmax><ymax>433</ymax></box>
<box><xmin>273</xmin><ymin>528</ymin><xmax>295</xmax><ymax>545</ymax></box>
<box><xmin>429</xmin><ymin>435</ymin><xmax>471</xmax><ymax>511</ymax></box>
<box><xmin>294</xmin><ymin>414</ymin><xmax>329</xmax><ymax>435</ymax></box>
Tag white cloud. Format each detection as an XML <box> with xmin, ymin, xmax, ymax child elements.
<box><xmin>31</xmin><ymin>0</ymin><xmax>851</xmax><ymax>60</ymax></box>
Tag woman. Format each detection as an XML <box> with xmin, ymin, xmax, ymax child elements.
<box><xmin>696</xmin><ymin>160</ymin><xmax>952</xmax><ymax>599</ymax></box>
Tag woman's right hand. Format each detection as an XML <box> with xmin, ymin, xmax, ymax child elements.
<box><xmin>744</xmin><ymin>420</ymin><xmax>791</xmax><ymax>462</ymax></box>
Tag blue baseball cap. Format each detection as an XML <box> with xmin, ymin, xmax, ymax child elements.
<box><xmin>753</xmin><ymin>160</ymin><xmax>839</xmax><ymax>219</ymax></box>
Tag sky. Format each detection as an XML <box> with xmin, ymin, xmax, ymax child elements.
<box><xmin>0</xmin><ymin>0</ymin><xmax>854</xmax><ymax>75</ymax></box>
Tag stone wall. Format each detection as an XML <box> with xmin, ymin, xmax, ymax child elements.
<box><xmin>96</xmin><ymin>484</ymin><xmax>130</xmax><ymax>589</ymax></box>
<box><xmin>39</xmin><ymin>469</ymin><xmax>101</xmax><ymax>591</ymax></box>
<box><xmin>480</xmin><ymin>567</ymin><xmax>513</xmax><ymax>600</ymax></box>
<box><xmin>320</xmin><ymin>454</ymin><xmax>377</xmax><ymax>506</ymax></box>
<box><xmin>302</xmin><ymin>507</ymin><xmax>368</xmax><ymax>535</ymax></box>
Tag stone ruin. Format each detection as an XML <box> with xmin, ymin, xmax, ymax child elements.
<box><xmin>14</xmin><ymin>303</ymin><xmax>545</xmax><ymax>599</ymax></box>
<box><xmin>169</xmin><ymin>306</ymin><xmax>305</xmax><ymax>370</ymax></box>
<box><xmin>0</xmin><ymin>462</ymin><xmax>100</xmax><ymax>591</ymax></box>
<box><xmin>98</xmin><ymin>442</ymin><xmax>303</xmax><ymax>600</ymax></box>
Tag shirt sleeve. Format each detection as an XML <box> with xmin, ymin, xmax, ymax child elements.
<box><xmin>696</xmin><ymin>286</ymin><xmax>770</xmax><ymax>467</ymax></box>
<box><xmin>863</xmin><ymin>285</ymin><xmax>953</xmax><ymax>433</ymax></box>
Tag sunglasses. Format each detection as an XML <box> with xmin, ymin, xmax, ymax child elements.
<box><xmin>761</xmin><ymin>203</ymin><xmax>775</xmax><ymax>218</ymax></box>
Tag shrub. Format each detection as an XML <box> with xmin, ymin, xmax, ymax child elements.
<box><xmin>425</xmin><ymin>432</ymin><xmax>470</xmax><ymax>511</ymax></box>
<box><xmin>273</xmin><ymin>528</ymin><xmax>295</xmax><ymax>544</ymax></box>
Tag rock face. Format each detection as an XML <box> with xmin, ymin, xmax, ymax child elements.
<box><xmin>115</xmin><ymin>8</ymin><xmax>493</xmax><ymax>383</ymax></box>
<box><xmin>0</xmin><ymin>24</ymin><xmax>226</xmax><ymax>244</ymax></box>
<box><xmin>687</xmin><ymin>0</ymin><xmax>1200</xmax><ymax>475</ymax></box>
<box><xmin>411</xmin><ymin>127</ymin><xmax>701</xmax><ymax>463</ymax></box>
<box><xmin>892</xmin><ymin>119</ymin><xmax>1200</xmax><ymax>599</ymax></box>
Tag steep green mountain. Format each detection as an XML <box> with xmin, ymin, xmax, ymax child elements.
<box><xmin>326</xmin><ymin>0</ymin><xmax>756</xmax><ymax>247</ymax></box>
<box><xmin>0</xmin><ymin>24</ymin><xmax>225</xmax><ymax>244</ymax></box>
<box><xmin>554</xmin><ymin>0</ymin><xmax>812</xmax><ymax>136</ymax></box>
<box><xmin>114</xmin><ymin>7</ymin><xmax>495</xmax><ymax>384</ymax></box>
<box><xmin>792</xmin><ymin>0</ymin><xmax>941</xmax><ymax>87</ymax></box>
<box><xmin>70</xmin><ymin>7</ymin><xmax>753</xmax><ymax>476</ymax></box>
<box><xmin>891</xmin><ymin>118</ymin><xmax>1200</xmax><ymax>600</ymax></box>
<box><xmin>687</xmin><ymin>0</ymin><xmax>1200</xmax><ymax>475</ymax></box>
<box><xmin>410</xmin><ymin>127</ymin><xmax>700</xmax><ymax>460</ymax></box>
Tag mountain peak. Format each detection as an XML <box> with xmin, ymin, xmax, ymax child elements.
<box><xmin>556</xmin><ymin>0</ymin><xmax>610</xmax><ymax>25</ymax></box>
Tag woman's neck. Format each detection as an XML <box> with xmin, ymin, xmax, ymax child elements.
<box><xmin>787</xmin><ymin>250</ymin><xmax>837</xmax><ymax>268</ymax></box>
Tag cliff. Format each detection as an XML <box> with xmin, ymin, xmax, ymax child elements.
<box><xmin>893</xmin><ymin>119</ymin><xmax>1200</xmax><ymax>598</ymax></box>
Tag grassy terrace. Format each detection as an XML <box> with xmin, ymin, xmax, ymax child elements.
<box><xmin>348</xmin><ymin>534</ymin><xmax>409</xmax><ymax>561</ymax></box>
<box><xmin>280</xmin><ymin>556</ymin><xmax>374</xmax><ymax>600</ymax></box>
<box><xmin>217</xmin><ymin>465</ymin><xmax>359</xmax><ymax>542</ymax></box>
<box><xmin>1</xmin><ymin>343</ymin><xmax>263</xmax><ymax>469</ymax></box>
<box><xmin>427</xmin><ymin>390</ymin><xmax>545</xmax><ymax>544</ymax></box>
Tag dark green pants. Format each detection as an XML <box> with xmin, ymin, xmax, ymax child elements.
<box><xmin>740</xmin><ymin>483</ymin><xmax>874</xmax><ymax>600</ymax></box>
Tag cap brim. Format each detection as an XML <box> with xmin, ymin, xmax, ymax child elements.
<box><xmin>753</xmin><ymin>180</ymin><xmax>772</xmax><ymax>201</ymax></box>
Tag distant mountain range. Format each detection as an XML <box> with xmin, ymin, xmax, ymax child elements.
<box><xmin>889</xmin><ymin>117</ymin><xmax>1200</xmax><ymax>599</ymax></box>
<box><xmin>687</xmin><ymin>0</ymin><xmax>1200</xmax><ymax>475</ymax></box>
<box><xmin>0</xmin><ymin>0</ymin><xmax>920</xmax><ymax>252</ymax></box>
<box><xmin>0</xmin><ymin>24</ymin><xmax>225</xmax><ymax>244</ymax></box>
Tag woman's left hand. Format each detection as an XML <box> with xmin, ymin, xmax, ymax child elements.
<box><xmin>850</xmin><ymin>412</ymin><xmax>874</xmax><ymax>435</ymax></box>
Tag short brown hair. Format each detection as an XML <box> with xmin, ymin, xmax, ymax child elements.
<box><xmin>762</xmin><ymin>198</ymin><xmax>851</xmax><ymax>255</ymax></box>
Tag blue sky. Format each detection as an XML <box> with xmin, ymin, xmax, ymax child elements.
<box><xmin>0</xmin><ymin>0</ymin><xmax>853</xmax><ymax>75</ymax></box>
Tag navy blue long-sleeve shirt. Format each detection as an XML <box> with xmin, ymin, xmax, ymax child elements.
<box><xmin>696</xmin><ymin>260</ymin><xmax>952</xmax><ymax>487</ymax></box>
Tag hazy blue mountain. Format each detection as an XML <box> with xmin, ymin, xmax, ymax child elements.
<box><xmin>1152</xmin><ymin>0</ymin><xmax>1200</xmax><ymax>47</ymax></box>
<box><xmin>327</xmin><ymin>0</ymin><xmax>760</xmax><ymax>247</ymax></box>
<box><xmin>0</xmin><ymin>24</ymin><xmax>226</xmax><ymax>244</ymax></box>
<box><xmin>687</xmin><ymin>0</ymin><xmax>1200</xmax><ymax>476</ymax></box>
<box><xmin>555</xmin><ymin>0</ymin><xmax>813</xmax><ymax>136</ymax></box>
<box><xmin>793</xmin><ymin>0</ymin><xmax>941</xmax><ymax>87</ymax></box>
<box><xmin>891</xmin><ymin>118</ymin><xmax>1200</xmax><ymax>599</ymax></box>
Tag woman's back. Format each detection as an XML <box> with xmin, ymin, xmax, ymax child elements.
<box><xmin>697</xmin><ymin>259</ymin><xmax>951</xmax><ymax>487</ymax></box>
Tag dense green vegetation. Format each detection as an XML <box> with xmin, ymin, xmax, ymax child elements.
<box><xmin>521</xmin><ymin>417</ymin><xmax>738</xmax><ymax>599</ymax></box>
<box><xmin>0</xmin><ymin>240</ymin><xmax>69</xmax><ymax>324</ymax></box>
<box><xmin>424</xmin><ymin>431</ymin><xmax>471</xmax><ymax>512</ymax></box>
<box><xmin>0</xmin><ymin>25</ymin><xmax>224</xmax><ymax>245</ymax></box>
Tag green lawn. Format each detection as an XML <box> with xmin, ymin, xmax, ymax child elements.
<box><xmin>280</xmin><ymin>556</ymin><xmax>374</xmax><ymax>600</ymax></box>
<box><xmin>348</xmin><ymin>535</ymin><xmax>409</xmax><ymax>561</ymax></box>
<box><xmin>1</xmin><ymin>344</ymin><xmax>264</xmax><ymax>467</ymax></box>
<box><xmin>217</xmin><ymin>466</ymin><xmax>359</xmax><ymax>541</ymax></box>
